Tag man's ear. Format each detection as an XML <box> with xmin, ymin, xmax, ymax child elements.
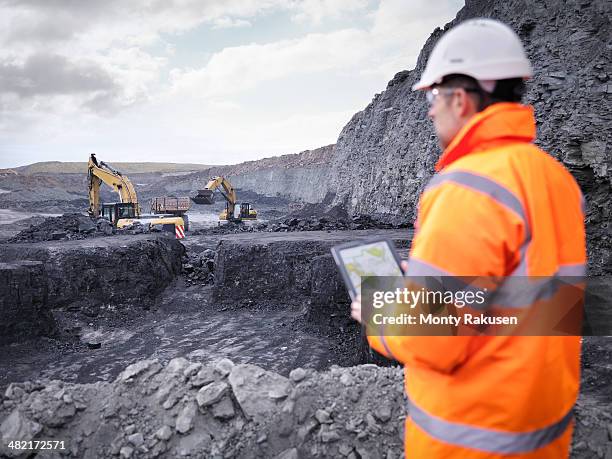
<box><xmin>456</xmin><ymin>89</ymin><xmax>477</xmax><ymax>117</ymax></box>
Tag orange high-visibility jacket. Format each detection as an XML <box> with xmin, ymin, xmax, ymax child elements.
<box><xmin>368</xmin><ymin>103</ymin><xmax>586</xmax><ymax>458</ymax></box>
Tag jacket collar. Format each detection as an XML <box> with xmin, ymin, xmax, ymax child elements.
<box><xmin>435</xmin><ymin>103</ymin><xmax>536</xmax><ymax>172</ymax></box>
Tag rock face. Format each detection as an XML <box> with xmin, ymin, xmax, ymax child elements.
<box><xmin>151</xmin><ymin>145</ymin><xmax>335</xmax><ymax>205</ymax></box>
<box><xmin>0</xmin><ymin>261</ymin><xmax>54</xmax><ymax>344</ymax></box>
<box><xmin>0</xmin><ymin>235</ymin><xmax>184</xmax><ymax>309</ymax></box>
<box><xmin>212</xmin><ymin>230</ymin><xmax>411</xmax><ymax>309</ymax></box>
<box><xmin>228</xmin><ymin>164</ymin><xmax>332</xmax><ymax>204</ymax></box>
<box><xmin>327</xmin><ymin>0</ymin><xmax>612</xmax><ymax>273</ymax></box>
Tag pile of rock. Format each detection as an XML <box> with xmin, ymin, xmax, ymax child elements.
<box><xmin>1</xmin><ymin>357</ymin><xmax>610</xmax><ymax>458</ymax></box>
<box><xmin>182</xmin><ymin>249</ymin><xmax>216</xmax><ymax>285</ymax></box>
<box><xmin>190</xmin><ymin>214</ymin><xmax>405</xmax><ymax>236</ymax></box>
<box><xmin>116</xmin><ymin>222</ymin><xmax>160</xmax><ymax>236</ymax></box>
<box><xmin>265</xmin><ymin>215</ymin><xmax>400</xmax><ymax>233</ymax></box>
<box><xmin>262</xmin><ymin>201</ymin><xmax>408</xmax><ymax>233</ymax></box>
<box><xmin>0</xmin><ymin>358</ymin><xmax>405</xmax><ymax>458</ymax></box>
<box><xmin>7</xmin><ymin>214</ymin><xmax>168</xmax><ymax>243</ymax></box>
<box><xmin>8</xmin><ymin>213</ymin><xmax>114</xmax><ymax>243</ymax></box>
<box><xmin>191</xmin><ymin>223</ymin><xmax>265</xmax><ymax>236</ymax></box>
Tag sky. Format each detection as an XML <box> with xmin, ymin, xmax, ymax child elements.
<box><xmin>0</xmin><ymin>0</ymin><xmax>464</xmax><ymax>168</ymax></box>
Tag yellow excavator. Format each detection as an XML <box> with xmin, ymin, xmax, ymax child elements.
<box><xmin>87</xmin><ymin>154</ymin><xmax>186</xmax><ymax>237</ymax></box>
<box><xmin>191</xmin><ymin>176</ymin><xmax>257</xmax><ymax>221</ymax></box>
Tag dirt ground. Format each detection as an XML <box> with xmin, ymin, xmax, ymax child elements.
<box><xmin>0</xmin><ymin>218</ymin><xmax>610</xmax><ymax>458</ymax></box>
<box><xmin>0</xmin><ymin>269</ymin><xmax>363</xmax><ymax>392</ymax></box>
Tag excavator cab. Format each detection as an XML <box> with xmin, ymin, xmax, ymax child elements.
<box><xmin>101</xmin><ymin>203</ymin><xmax>137</xmax><ymax>226</ymax></box>
<box><xmin>219</xmin><ymin>203</ymin><xmax>257</xmax><ymax>221</ymax></box>
<box><xmin>239</xmin><ymin>203</ymin><xmax>257</xmax><ymax>220</ymax></box>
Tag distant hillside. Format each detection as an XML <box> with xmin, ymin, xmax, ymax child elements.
<box><xmin>13</xmin><ymin>161</ymin><xmax>212</xmax><ymax>175</ymax></box>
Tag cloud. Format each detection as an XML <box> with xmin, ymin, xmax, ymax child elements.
<box><xmin>289</xmin><ymin>0</ymin><xmax>370</xmax><ymax>24</ymax></box>
<box><xmin>0</xmin><ymin>53</ymin><xmax>115</xmax><ymax>98</ymax></box>
<box><xmin>0</xmin><ymin>0</ymin><xmax>287</xmax><ymax>116</ymax></box>
<box><xmin>169</xmin><ymin>28</ymin><xmax>369</xmax><ymax>99</ymax></box>
<box><xmin>0</xmin><ymin>47</ymin><xmax>166</xmax><ymax>115</ymax></box>
<box><xmin>168</xmin><ymin>0</ymin><xmax>463</xmax><ymax>101</ymax></box>
<box><xmin>367</xmin><ymin>0</ymin><xmax>464</xmax><ymax>78</ymax></box>
<box><xmin>0</xmin><ymin>0</ymin><xmax>283</xmax><ymax>69</ymax></box>
<box><xmin>0</xmin><ymin>0</ymin><xmax>464</xmax><ymax>167</ymax></box>
<box><xmin>212</xmin><ymin>17</ymin><xmax>252</xmax><ymax>29</ymax></box>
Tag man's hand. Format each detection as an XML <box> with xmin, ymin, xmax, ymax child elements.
<box><xmin>351</xmin><ymin>261</ymin><xmax>408</xmax><ymax>324</ymax></box>
<box><xmin>351</xmin><ymin>295</ymin><xmax>362</xmax><ymax>323</ymax></box>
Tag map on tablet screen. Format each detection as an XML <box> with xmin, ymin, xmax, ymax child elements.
<box><xmin>332</xmin><ymin>239</ymin><xmax>403</xmax><ymax>299</ymax></box>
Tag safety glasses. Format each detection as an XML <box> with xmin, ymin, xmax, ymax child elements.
<box><xmin>425</xmin><ymin>87</ymin><xmax>481</xmax><ymax>105</ymax></box>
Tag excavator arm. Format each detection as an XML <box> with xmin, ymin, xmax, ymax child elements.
<box><xmin>192</xmin><ymin>176</ymin><xmax>256</xmax><ymax>221</ymax></box>
<box><xmin>192</xmin><ymin>176</ymin><xmax>237</xmax><ymax>215</ymax></box>
<box><xmin>87</xmin><ymin>154</ymin><xmax>140</xmax><ymax>218</ymax></box>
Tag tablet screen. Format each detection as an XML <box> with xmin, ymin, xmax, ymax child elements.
<box><xmin>335</xmin><ymin>240</ymin><xmax>403</xmax><ymax>297</ymax></box>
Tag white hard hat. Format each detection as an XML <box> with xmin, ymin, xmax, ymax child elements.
<box><xmin>412</xmin><ymin>18</ymin><xmax>533</xmax><ymax>91</ymax></box>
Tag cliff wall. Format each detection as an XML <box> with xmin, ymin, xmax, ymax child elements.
<box><xmin>327</xmin><ymin>0</ymin><xmax>612</xmax><ymax>272</ymax></box>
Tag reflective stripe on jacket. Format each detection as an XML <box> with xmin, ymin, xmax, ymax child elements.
<box><xmin>368</xmin><ymin>102</ymin><xmax>586</xmax><ymax>458</ymax></box>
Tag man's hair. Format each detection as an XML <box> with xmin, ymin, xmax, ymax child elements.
<box><xmin>439</xmin><ymin>74</ymin><xmax>526</xmax><ymax>111</ymax></box>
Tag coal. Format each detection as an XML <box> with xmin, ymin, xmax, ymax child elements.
<box><xmin>189</xmin><ymin>209</ymin><xmax>407</xmax><ymax>237</ymax></box>
<box><xmin>9</xmin><ymin>213</ymin><xmax>114</xmax><ymax>243</ymax></box>
<box><xmin>6</xmin><ymin>213</ymin><xmax>169</xmax><ymax>243</ymax></box>
<box><xmin>86</xmin><ymin>341</ymin><xmax>102</xmax><ymax>350</ymax></box>
<box><xmin>182</xmin><ymin>247</ymin><xmax>216</xmax><ymax>286</ymax></box>
<box><xmin>0</xmin><ymin>234</ymin><xmax>184</xmax><ymax>310</ymax></box>
<box><xmin>0</xmin><ymin>261</ymin><xmax>55</xmax><ymax>344</ymax></box>
<box><xmin>212</xmin><ymin>230</ymin><xmax>409</xmax><ymax>307</ymax></box>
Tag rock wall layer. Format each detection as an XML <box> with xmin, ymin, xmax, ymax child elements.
<box><xmin>0</xmin><ymin>261</ymin><xmax>54</xmax><ymax>344</ymax></box>
<box><xmin>227</xmin><ymin>166</ymin><xmax>331</xmax><ymax>204</ymax></box>
<box><xmin>327</xmin><ymin>0</ymin><xmax>612</xmax><ymax>272</ymax></box>
<box><xmin>0</xmin><ymin>235</ymin><xmax>184</xmax><ymax>309</ymax></box>
<box><xmin>211</xmin><ymin>230</ymin><xmax>412</xmax><ymax>312</ymax></box>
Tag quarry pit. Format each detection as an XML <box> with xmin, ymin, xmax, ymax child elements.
<box><xmin>0</xmin><ymin>229</ymin><xmax>412</xmax><ymax>388</ymax></box>
<box><xmin>0</xmin><ymin>224</ymin><xmax>611</xmax><ymax>458</ymax></box>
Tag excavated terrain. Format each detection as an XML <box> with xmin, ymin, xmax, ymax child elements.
<box><xmin>0</xmin><ymin>225</ymin><xmax>611</xmax><ymax>458</ymax></box>
<box><xmin>0</xmin><ymin>229</ymin><xmax>412</xmax><ymax>387</ymax></box>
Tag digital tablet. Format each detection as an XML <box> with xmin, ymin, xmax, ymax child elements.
<box><xmin>331</xmin><ymin>238</ymin><xmax>404</xmax><ymax>301</ymax></box>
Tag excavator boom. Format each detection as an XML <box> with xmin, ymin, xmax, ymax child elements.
<box><xmin>86</xmin><ymin>154</ymin><xmax>187</xmax><ymax>238</ymax></box>
<box><xmin>88</xmin><ymin>154</ymin><xmax>139</xmax><ymax>218</ymax></box>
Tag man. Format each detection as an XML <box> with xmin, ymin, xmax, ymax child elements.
<box><xmin>351</xmin><ymin>19</ymin><xmax>586</xmax><ymax>458</ymax></box>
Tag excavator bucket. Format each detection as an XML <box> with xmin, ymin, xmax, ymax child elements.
<box><xmin>191</xmin><ymin>189</ymin><xmax>215</xmax><ymax>205</ymax></box>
